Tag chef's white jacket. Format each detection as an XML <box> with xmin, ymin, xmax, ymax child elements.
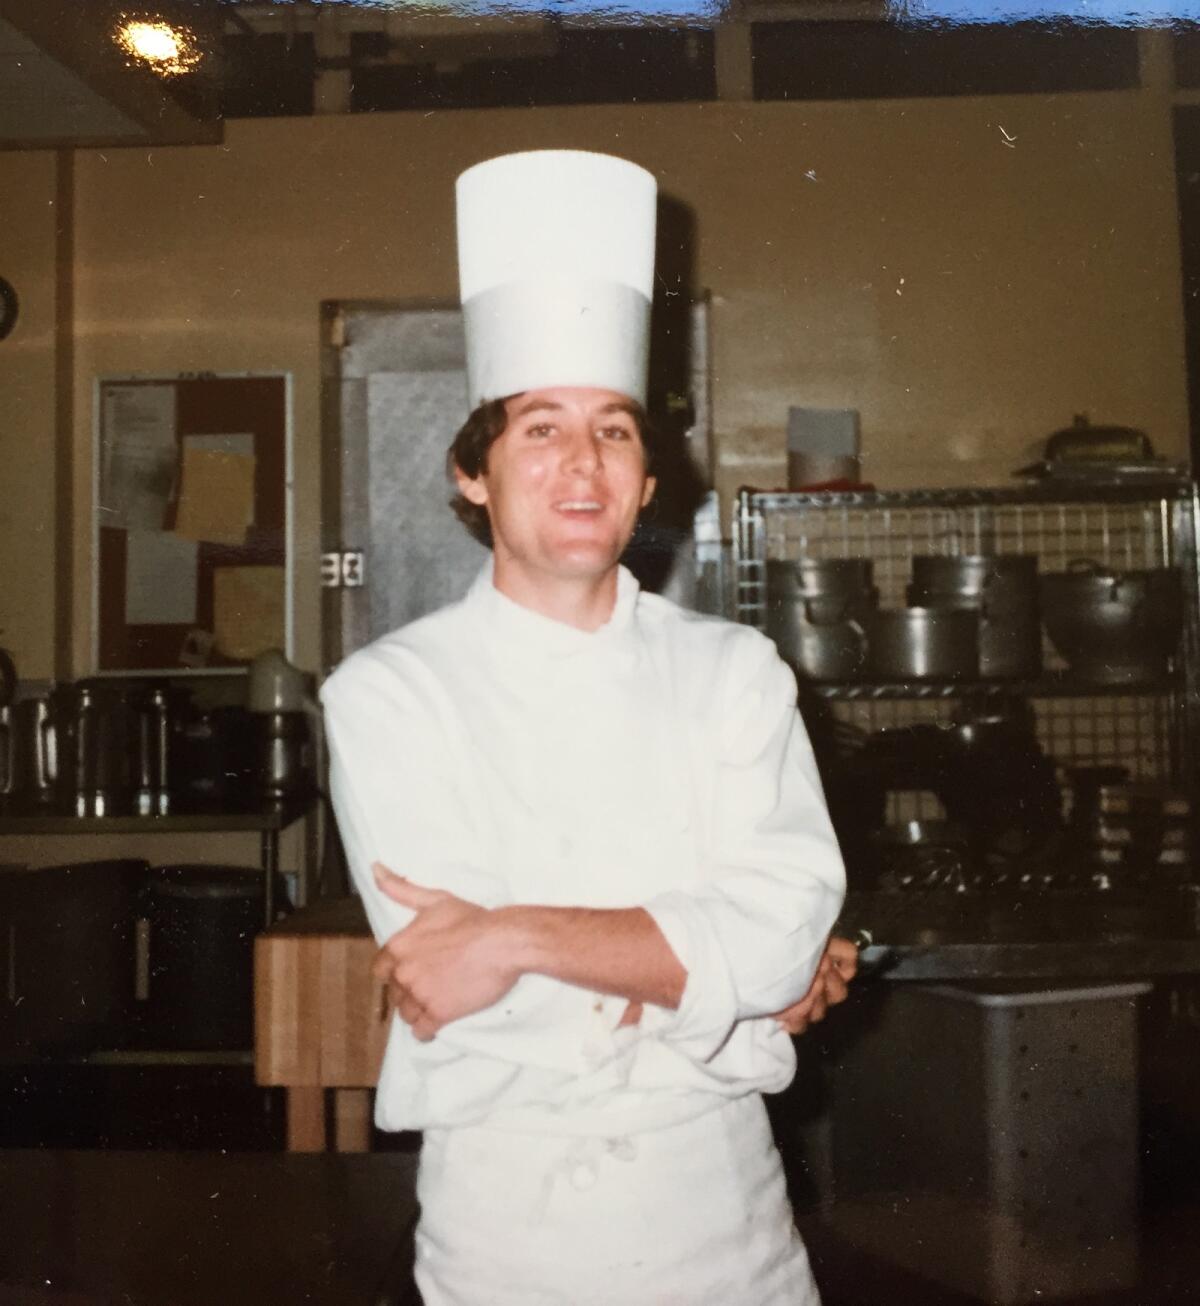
<box><xmin>321</xmin><ymin>563</ymin><xmax>846</xmax><ymax>1137</ymax></box>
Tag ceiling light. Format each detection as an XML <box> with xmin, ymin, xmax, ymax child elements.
<box><xmin>114</xmin><ymin>18</ymin><xmax>202</xmax><ymax>76</ymax></box>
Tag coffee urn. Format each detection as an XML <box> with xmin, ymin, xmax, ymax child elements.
<box><xmin>246</xmin><ymin>649</ymin><xmax>314</xmax><ymax>801</ymax></box>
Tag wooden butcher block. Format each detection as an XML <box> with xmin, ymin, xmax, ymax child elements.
<box><xmin>255</xmin><ymin>896</ymin><xmax>389</xmax><ymax>1152</ymax></box>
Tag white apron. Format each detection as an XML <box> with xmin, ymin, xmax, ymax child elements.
<box><xmin>413</xmin><ymin>1094</ymin><xmax>820</xmax><ymax>1306</ymax></box>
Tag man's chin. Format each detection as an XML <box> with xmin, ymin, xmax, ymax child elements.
<box><xmin>544</xmin><ymin>542</ymin><xmax>625</xmax><ymax>579</ymax></box>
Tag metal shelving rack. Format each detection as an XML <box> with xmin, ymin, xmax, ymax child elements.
<box><xmin>0</xmin><ymin>797</ymin><xmax>313</xmax><ymax>928</ymax></box>
<box><xmin>733</xmin><ymin>479</ymin><xmax>1200</xmax><ymax>811</ymax></box>
<box><xmin>0</xmin><ymin>798</ymin><xmax>315</xmax><ymax>1068</ymax></box>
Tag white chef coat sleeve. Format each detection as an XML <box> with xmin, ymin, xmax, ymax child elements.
<box><xmin>321</xmin><ymin>651</ymin><xmax>594</xmax><ymax>1074</ymax></box>
<box><xmin>640</xmin><ymin>631</ymin><xmax>846</xmax><ymax>1063</ymax></box>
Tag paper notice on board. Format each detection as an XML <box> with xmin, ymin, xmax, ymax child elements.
<box><xmin>125</xmin><ymin>530</ymin><xmax>198</xmax><ymax>626</ymax></box>
<box><xmin>184</xmin><ymin>432</ymin><xmax>255</xmax><ymax>460</ymax></box>
<box><xmin>173</xmin><ymin>447</ymin><xmax>255</xmax><ymax>546</ymax></box>
<box><xmin>213</xmin><ymin>566</ymin><xmax>285</xmax><ymax>661</ymax></box>
<box><xmin>100</xmin><ymin>385</ymin><xmax>178</xmax><ymax>530</ymax></box>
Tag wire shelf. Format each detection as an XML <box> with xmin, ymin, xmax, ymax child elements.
<box><xmin>734</xmin><ymin>482</ymin><xmax>1200</xmax><ymax>802</ymax></box>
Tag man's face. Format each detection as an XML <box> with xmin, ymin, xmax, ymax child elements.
<box><xmin>455</xmin><ymin>386</ymin><xmax>656</xmax><ymax>587</ymax></box>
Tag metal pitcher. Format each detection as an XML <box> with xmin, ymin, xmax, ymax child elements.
<box><xmin>10</xmin><ymin>697</ymin><xmax>59</xmax><ymax>807</ymax></box>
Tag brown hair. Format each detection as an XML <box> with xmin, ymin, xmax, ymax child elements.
<box><xmin>446</xmin><ymin>394</ymin><xmax>658</xmax><ymax>548</ymax></box>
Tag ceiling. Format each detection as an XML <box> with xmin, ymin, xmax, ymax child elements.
<box><xmin>0</xmin><ymin>0</ymin><xmax>1152</xmax><ymax>149</ymax></box>
<box><xmin>0</xmin><ymin>1</ymin><xmax>220</xmax><ymax>150</ymax></box>
<box><xmin>0</xmin><ymin>0</ymin><xmax>913</xmax><ymax>149</ymax></box>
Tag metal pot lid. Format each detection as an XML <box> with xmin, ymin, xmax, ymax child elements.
<box><xmin>1043</xmin><ymin>414</ymin><xmax>1153</xmax><ymax>461</ymax></box>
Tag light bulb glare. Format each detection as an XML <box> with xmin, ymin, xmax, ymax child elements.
<box><xmin>115</xmin><ymin>18</ymin><xmax>201</xmax><ymax>76</ymax></box>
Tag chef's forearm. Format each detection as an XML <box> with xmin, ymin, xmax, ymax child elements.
<box><xmin>495</xmin><ymin>904</ymin><xmax>686</xmax><ymax>1010</ymax></box>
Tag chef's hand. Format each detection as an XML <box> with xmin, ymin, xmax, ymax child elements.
<box><xmin>773</xmin><ymin>935</ymin><xmax>858</xmax><ymax>1035</ymax></box>
<box><xmin>370</xmin><ymin>862</ymin><xmax>522</xmax><ymax>1041</ymax></box>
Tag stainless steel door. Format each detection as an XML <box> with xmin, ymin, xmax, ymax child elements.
<box><xmin>321</xmin><ymin>303</ymin><xmax>484</xmax><ymax>670</ymax></box>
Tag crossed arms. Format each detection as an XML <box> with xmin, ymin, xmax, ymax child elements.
<box><xmin>370</xmin><ymin>864</ymin><xmax>857</xmax><ymax>1042</ymax></box>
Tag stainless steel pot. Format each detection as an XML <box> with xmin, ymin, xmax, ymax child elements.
<box><xmin>866</xmin><ymin>608</ymin><xmax>979</xmax><ymax>681</ymax></box>
<box><xmin>768</xmin><ymin>608</ymin><xmax>870</xmax><ymax>680</ymax></box>
<box><xmin>785</xmin><ymin>557</ymin><xmax>875</xmax><ymax>598</ymax></box>
<box><xmin>55</xmin><ymin>682</ymin><xmax>136</xmax><ymax>817</ymax></box>
<box><xmin>10</xmin><ymin>697</ymin><xmax>58</xmax><ymax>807</ymax></box>
<box><xmin>908</xmin><ymin>554</ymin><xmax>1041</xmax><ymax>679</ymax></box>
<box><xmin>766</xmin><ymin>559</ymin><xmax>876</xmax><ymax>680</ymax></box>
<box><xmin>1039</xmin><ymin>562</ymin><xmax>1182</xmax><ymax>684</ymax></box>
<box><xmin>910</xmin><ymin>553</ymin><xmax>1037</xmax><ymax>605</ymax></box>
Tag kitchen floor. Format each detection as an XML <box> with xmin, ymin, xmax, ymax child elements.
<box><xmin>0</xmin><ymin>1066</ymin><xmax>1197</xmax><ymax>1305</ymax></box>
<box><xmin>802</xmin><ymin>1201</ymin><xmax>1200</xmax><ymax>1306</ymax></box>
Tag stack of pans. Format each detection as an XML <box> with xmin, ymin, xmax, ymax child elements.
<box><xmin>768</xmin><ymin>553</ymin><xmax>1042</xmax><ymax>682</ymax></box>
<box><xmin>863</xmin><ymin>553</ymin><xmax>1041</xmax><ymax>682</ymax></box>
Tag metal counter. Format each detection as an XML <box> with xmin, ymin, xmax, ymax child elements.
<box><xmin>840</xmin><ymin>884</ymin><xmax>1200</xmax><ymax>981</ymax></box>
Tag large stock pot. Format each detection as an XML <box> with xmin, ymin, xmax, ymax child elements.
<box><xmin>766</xmin><ymin>558</ymin><xmax>877</xmax><ymax>680</ymax></box>
<box><xmin>1039</xmin><ymin>562</ymin><xmax>1181</xmax><ymax>684</ymax></box>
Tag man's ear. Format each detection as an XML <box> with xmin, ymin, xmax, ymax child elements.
<box><xmin>640</xmin><ymin>476</ymin><xmax>657</xmax><ymax>509</ymax></box>
<box><xmin>454</xmin><ymin>463</ymin><xmax>488</xmax><ymax>507</ymax></box>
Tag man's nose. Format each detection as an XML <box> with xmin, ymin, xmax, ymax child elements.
<box><xmin>562</xmin><ymin>428</ymin><xmax>601</xmax><ymax>475</ymax></box>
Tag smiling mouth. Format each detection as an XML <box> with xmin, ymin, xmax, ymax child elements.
<box><xmin>553</xmin><ymin>500</ymin><xmax>604</xmax><ymax>514</ymax></box>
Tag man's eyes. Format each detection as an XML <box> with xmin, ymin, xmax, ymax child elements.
<box><xmin>523</xmin><ymin>423</ymin><xmax>634</xmax><ymax>441</ymax></box>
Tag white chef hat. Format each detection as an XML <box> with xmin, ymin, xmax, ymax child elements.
<box><xmin>456</xmin><ymin>149</ymin><xmax>657</xmax><ymax>409</ymax></box>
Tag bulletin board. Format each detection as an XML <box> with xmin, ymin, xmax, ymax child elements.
<box><xmin>93</xmin><ymin>373</ymin><xmax>292</xmax><ymax>673</ymax></box>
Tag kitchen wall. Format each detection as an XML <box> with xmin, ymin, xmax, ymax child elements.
<box><xmin>0</xmin><ymin>150</ymin><xmax>62</xmax><ymax>680</ymax></box>
<box><xmin>0</xmin><ymin>86</ymin><xmax>1188</xmax><ymax>682</ymax></box>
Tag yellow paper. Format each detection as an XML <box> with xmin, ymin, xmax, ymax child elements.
<box><xmin>213</xmin><ymin>566</ymin><xmax>285</xmax><ymax>661</ymax></box>
<box><xmin>174</xmin><ymin>448</ymin><xmax>255</xmax><ymax>546</ymax></box>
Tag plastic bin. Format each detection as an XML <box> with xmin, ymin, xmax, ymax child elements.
<box><xmin>2</xmin><ymin>860</ymin><xmax>149</xmax><ymax>1054</ymax></box>
<box><xmin>145</xmin><ymin>865</ymin><xmax>265</xmax><ymax>1050</ymax></box>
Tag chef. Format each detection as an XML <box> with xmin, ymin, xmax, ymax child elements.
<box><xmin>321</xmin><ymin>150</ymin><xmax>850</xmax><ymax>1305</ymax></box>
